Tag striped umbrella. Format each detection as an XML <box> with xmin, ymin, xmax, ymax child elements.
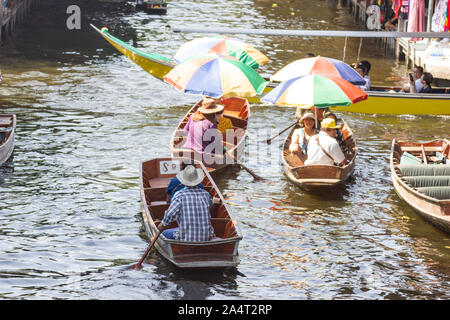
<box><xmin>173</xmin><ymin>37</ymin><xmax>270</xmax><ymax>69</ymax></box>
<box><xmin>163</xmin><ymin>55</ymin><xmax>268</xmax><ymax>98</ymax></box>
<box><xmin>270</xmin><ymin>56</ymin><xmax>366</xmax><ymax>85</ymax></box>
<box><xmin>261</xmin><ymin>74</ymin><xmax>368</xmax><ymax>108</ymax></box>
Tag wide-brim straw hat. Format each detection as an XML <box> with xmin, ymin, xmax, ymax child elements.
<box><xmin>176</xmin><ymin>165</ymin><xmax>205</xmax><ymax>187</ymax></box>
<box><xmin>198</xmin><ymin>98</ymin><xmax>224</xmax><ymax>114</ymax></box>
<box><xmin>300</xmin><ymin>112</ymin><xmax>315</xmax><ymax>122</ymax></box>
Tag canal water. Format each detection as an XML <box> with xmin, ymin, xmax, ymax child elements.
<box><xmin>0</xmin><ymin>0</ymin><xmax>449</xmax><ymax>299</ymax></box>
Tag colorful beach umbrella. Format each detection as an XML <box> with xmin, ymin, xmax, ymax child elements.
<box><xmin>261</xmin><ymin>74</ymin><xmax>368</xmax><ymax>108</ymax></box>
<box><xmin>173</xmin><ymin>37</ymin><xmax>270</xmax><ymax>69</ymax></box>
<box><xmin>163</xmin><ymin>55</ymin><xmax>268</xmax><ymax>98</ymax></box>
<box><xmin>270</xmin><ymin>56</ymin><xmax>366</xmax><ymax>85</ymax></box>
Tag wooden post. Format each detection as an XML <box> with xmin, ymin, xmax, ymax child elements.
<box><xmin>406</xmin><ymin>40</ymin><xmax>410</xmax><ymax>69</ymax></box>
<box><xmin>395</xmin><ymin>19</ymin><xmax>402</xmax><ymax>62</ymax></box>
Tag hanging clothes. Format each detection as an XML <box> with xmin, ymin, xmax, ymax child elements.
<box><xmin>407</xmin><ymin>0</ymin><xmax>425</xmax><ymax>41</ymax></box>
<box><xmin>393</xmin><ymin>0</ymin><xmax>403</xmax><ymax>18</ymax></box>
<box><xmin>444</xmin><ymin>1</ymin><xmax>450</xmax><ymax>32</ymax></box>
<box><xmin>432</xmin><ymin>0</ymin><xmax>449</xmax><ymax>32</ymax></box>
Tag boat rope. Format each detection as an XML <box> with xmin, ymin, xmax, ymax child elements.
<box><xmin>356</xmin><ymin>37</ymin><xmax>363</xmax><ymax>62</ymax></box>
<box><xmin>169</xmin><ymin>26</ymin><xmax>450</xmax><ymax>39</ymax></box>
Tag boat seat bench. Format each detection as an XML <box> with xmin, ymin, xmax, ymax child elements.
<box><xmin>398</xmin><ymin>164</ymin><xmax>450</xmax><ymax>177</ymax></box>
<box><xmin>404</xmin><ymin>176</ymin><xmax>450</xmax><ymax>188</ymax></box>
<box><xmin>398</xmin><ymin>165</ymin><xmax>450</xmax><ymax>200</ymax></box>
<box><xmin>416</xmin><ymin>186</ymin><xmax>450</xmax><ymax>200</ymax></box>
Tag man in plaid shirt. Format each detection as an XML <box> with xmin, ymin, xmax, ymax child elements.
<box><xmin>158</xmin><ymin>165</ymin><xmax>214</xmax><ymax>241</ymax></box>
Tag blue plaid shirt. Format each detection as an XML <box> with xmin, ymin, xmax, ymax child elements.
<box><xmin>161</xmin><ymin>187</ymin><xmax>214</xmax><ymax>242</ymax></box>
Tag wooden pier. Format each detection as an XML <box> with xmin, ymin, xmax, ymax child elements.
<box><xmin>0</xmin><ymin>0</ymin><xmax>41</xmax><ymax>46</ymax></box>
<box><xmin>342</xmin><ymin>0</ymin><xmax>450</xmax><ymax>82</ymax></box>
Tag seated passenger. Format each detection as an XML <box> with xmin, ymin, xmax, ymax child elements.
<box><xmin>166</xmin><ymin>161</ymin><xmax>204</xmax><ymax>204</ymax></box>
<box><xmin>355</xmin><ymin>62</ymin><xmax>371</xmax><ymax>91</ymax></box>
<box><xmin>182</xmin><ymin>98</ymin><xmax>224</xmax><ymax>154</ymax></box>
<box><xmin>323</xmin><ymin>111</ymin><xmax>348</xmax><ymax>153</ymax></box>
<box><xmin>289</xmin><ymin>112</ymin><xmax>317</xmax><ymax>156</ymax></box>
<box><xmin>307</xmin><ymin>106</ymin><xmax>328</xmax><ymax>131</ymax></box>
<box><xmin>216</xmin><ymin>108</ymin><xmax>233</xmax><ymax>136</ymax></box>
<box><xmin>417</xmin><ymin>72</ymin><xmax>434</xmax><ymax>93</ymax></box>
<box><xmin>304</xmin><ymin>118</ymin><xmax>346</xmax><ymax>166</ymax></box>
<box><xmin>158</xmin><ymin>165</ymin><xmax>214</xmax><ymax>241</ymax></box>
<box><xmin>404</xmin><ymin>66</ymin><xmax>424</xmax><ymax>93</ymax></box>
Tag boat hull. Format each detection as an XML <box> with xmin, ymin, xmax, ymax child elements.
<box><xmin>390</xmin><ymin>139</ymin><xmax>450</xmax><ymax>234</ymax></box>
<box><xmin>0</xmin><ymin>115</ymin><xmax>16</xmax><ymax>166</ymax></box>
<box><xmin>92</xmin><ymin>25</ymin><xmax>450</xmax><ymax>115</ymax></box>
<box><xmin>140</xmin><ymin>158</ymin><xmax>242</xmax><ymax>268</ymax></box>
<box><xmin>332</xmin><ymin>91</ymin><xmax>450</xmax><ymax>115</ymax></box>
<box><xmin>282</xmin><ymin>119</ymin><xmax>356</xmax><ymax>191</ymax></box>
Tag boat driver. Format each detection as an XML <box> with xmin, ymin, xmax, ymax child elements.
<box><xmin>158</xmin><ymin>165</ymin><xmax>214</xmax><ymax>242</ymax></box>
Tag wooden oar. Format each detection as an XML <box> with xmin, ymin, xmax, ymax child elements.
<box><xmin>130</xmin><ymin>229</ymin><xmax>162</xmax><ymax>270</ymax></box>
<box><xmin>227</xmin><ymin>150</ymin><xmax>266</xmax><ymax>181</ymax></box>
<box><xmin>264</xmin><ymin>121</ymin><xmax>297</xmax><ymax>144</ymax></box>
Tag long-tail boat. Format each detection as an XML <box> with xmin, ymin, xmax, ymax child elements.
<box><xmin>92</xmin><ymin>25</ymin><xmax>450</xmax><ymax>115</ymax></box>
<box><xmin>135</xmin><ymin>0</ymin><xmax>168</xmax><ymax>15</ymax></box>
<box><xmin>0</xmin><ymin>114</ymin><xmax>16</xmax><ymax>165</ymax></box>
<box><xmin>282</xmin><ymin>119</ymin><xmax>357</xmax><ymax>190</ymax></box>
<box><xmin>170</xmin><ymin>97</ymin><xmax>249</xmax><ymax>174</ymax></box>
<box><xmin>390</xmin><ymin>138</ymin><xmax>450</xmax><ymax>234</ymax></box>
<box><xmin>140</xmin><ymin>157</ymin><xmax>242</xmax><ymax>268</ymax></box>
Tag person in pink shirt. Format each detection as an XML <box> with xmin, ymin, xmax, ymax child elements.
<box><xmin>182</xmin><ymin>98</ymin><xmax>224</xmax><ymax>155</ymax></box>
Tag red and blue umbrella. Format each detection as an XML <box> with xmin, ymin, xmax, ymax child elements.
<box><xmin>163</xmin><ymin>55</ymin><xmax>268</xmax><ymax>98</ymax></box>
<box><xmin>173</xmin><ymin>36</ymin><xmax>270</xmax><ymax>69</ymax></box>
<box><xmin>270</xmin><ymin>56</ymin><xmax>366</xmax><ymax>85</ymax></box>
<box><xmin>262</xmin><ymin>74</ymin><xmax>368</xmax><ymax>108</ymax></box>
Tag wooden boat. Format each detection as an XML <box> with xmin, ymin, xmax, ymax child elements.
<box><xmin>0</xmin><ymin>114</ymin><xmax>16</xmax><ymax>165</ymax></box>
<box><xmin>170</xmin><ymin>97</ymin><xmax>249</xmax><ymax>173</ymax></box>
<box><xmin>282</xmin><ymin>119</ymin><xmax>357</xmax><ymax>190</ymax></box>
<box><xmin>390</xmin><ymin>138</ymin><xmax>450</xmax><ymax>234</ymax></box>
<box><xmin>91</xmin><ymin>24</ymin><xmax>175</xmax><ymax>82</ymax></box>
<box><xmin>332</xmin><ymin>86</ymin><xmax>450</xmax><ymax>115</ymax></box>
<box><xmin>135</xmin><ymin>0</ymin><xmax>168</xmax><ymax>15</ymax></box>
<box><xmin>140</xmin><ymin>157</ymin><xmax>242</xmax><ymax>268</ymax></box>
<box><xmin>92</xmin><ymin>25</ymin><xmax>450</xmax><ymax>115</ymax></box>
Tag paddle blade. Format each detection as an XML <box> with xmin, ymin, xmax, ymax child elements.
<box><xmin>129</xmin><ymin>263</ymin><xmax>143</xmax><ymax>270</ymax></box>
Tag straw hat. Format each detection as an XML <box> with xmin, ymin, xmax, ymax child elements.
<box><xmin>198</xmin><ymin>98</ymin><xmax>224</xmax><ymax>114</ymax></box>
<box><xmin>176</xmin><ymin>165</ymin><xmax>205</xmax><ymax>187</ymax></box>
<box><xmin>321</xmin><ymin>118</ymin><xmax>341</xmax><ymax>129</ymax></box>
<box><xmin>300</xmin><ymin>112</ymin><xmax>315</xmax><ymax>122</ymax></box>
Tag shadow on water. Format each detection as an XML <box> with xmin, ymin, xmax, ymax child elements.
<box><xmin>387</xmin><ymin>191</ymin><xmax>450</xmax><ymax>268</ymax></box>
<box><xmin>0</xmin><ymin>155</ymin><xmax>14</xmax><ymax>185</ymax></box>
<box><xmin>1</xmin><ymin>0</ymin><xmax>449</xmax><ymax>300</ymax></box>
<box><xmin>139</xmin><ymin>248</ymin><xmax>243</xmax><ymax>299</ymax></box>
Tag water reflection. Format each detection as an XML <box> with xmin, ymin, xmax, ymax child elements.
<box><xmin>0</xmin><ymin>0</ymin><xmax>449</xmax><ymax>300</ymax></box>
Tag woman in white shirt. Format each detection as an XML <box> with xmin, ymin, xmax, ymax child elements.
<box><xmin>289</xmin><ymin>112</ymin><xmax>317</xmax><ymax>156</ymax></box>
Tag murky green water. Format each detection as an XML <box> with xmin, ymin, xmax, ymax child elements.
<box><xmin>0</xmin><ymin>0</ymin><xmax>449</xmax><ymax>299</ymax></box>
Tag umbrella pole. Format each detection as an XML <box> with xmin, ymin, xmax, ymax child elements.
<box><xmin>314</xmin><ymin>107</ymin><xmax>318</xmax><ymax>132</ymax></box>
